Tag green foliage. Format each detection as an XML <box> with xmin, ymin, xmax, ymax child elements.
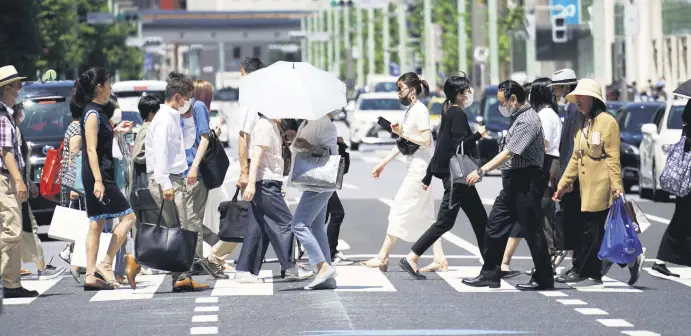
<box><xmin>0</xmin><ymin>0</ymin><xmax>42</xmax><ymax>78</ymax></box>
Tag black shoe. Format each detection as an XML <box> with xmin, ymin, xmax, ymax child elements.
<box><xmin>462</xmin><ymin>275</ymin><xmax>500</xmax><ymax>288</ymax></box>
<box><xmin>3</xmin><ymin>287</ymin><xmax>39</xmax><ymax>298</ymax></box>
<box><xmin>516</xmin><ymin>281</ymin><xmax>555</xmax><ymax>291</ymax></box>
<box><xmin>399</xmin><ymin>258</ymin><xmax>426</xmax><ymax>280</ymax></box>
<box><xmin>199</xmin><ymin>258</ymin><xmax>230</xmax><ymax>280</ymax></box>
<box><xmin>627</xmin><ymin>254</ymin><xmax>645</xmax><ymax>286</ymax></box>
<box><xmin>651</xmin><ymin>263</ymin><xmax>680</xmax><ymax>278</ymax></box>
<box><xmin>189</xmin><ymin>260</ymin><xmax>208</xmax><ymax>276</ymax></box>
<box><xmin>501</xmin><ymin>270</ymin><xmax>521</xmax><ymax>278</ymax></box>
<box><xmin>555</xmin><ymin>271</ymin><xmax>586</xmax><ymax>283</ymax></box>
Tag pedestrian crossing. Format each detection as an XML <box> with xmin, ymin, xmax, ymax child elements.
<box><xmin>6</xmin><ymin>263</ymin><xmax>691</xmax><ymax>306</ymax></box>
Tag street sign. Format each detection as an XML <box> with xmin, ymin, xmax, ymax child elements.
<box><xmin>473</xmin><ymin>47</ymin><xmax>489</xmax><ymax>63</ymax></box>
<box><xmin>550</xmin><ymin>0</ymin><xmax>580</xmax><ymax>25</ymax></box>
<box><xmin>87</xmin><ymin>12</ymin><xmax>114</xmax><ymax>25</ymax></box>
<box><xmin>624</xmin><ymin>4</ymin><xmax>639</xmax><ymax>37</ymax></box>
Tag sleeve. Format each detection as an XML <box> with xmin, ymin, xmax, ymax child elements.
<box><xmin>181</xmin><ymin>117</ymin><xmax>196</xmax><ymax>149</ymax></box>
<box><xmin>241</xmin><ymin>108</ymin><xmax>258</xmax><ymax>134</ymax></box>
<box><xmin>132</xmin><ymin>128</ymin><xmax>147</xmax><ymax>164</ymax></box>
<box><xmin>449</xmin><ymin>109</ymin><xmax>470</xmax><ymax>143</ymax></box>
<box><xmin>152</xmin><ymin>120</ymin><xmax>172</xmax><ymax>190</ymax></box>
<box><xmin>414</xmin><ymin>104</ymin><xmax>431</xmax><ymax>131</ymax></box>
<box><xmin>251</xmin><ymin>119</ymin><xmax>271</xmax><ymax>148</ymax></box>
<box><xmin>504</xmin><ymin>120</ymin><xmax>539</xmax><ymax>155</ymax></box>
<box><xmin>321</xmin><ymin>120</ymin><xmax>339</xmax><ymax>155</ymax></box>
<box><xmin>0</xmin><ymin>117</ymin><xmax>12</xmax><ymax>148</ymax></box>
<box><xmin>194</xmin><ymin>102</ymin><xmax>210</xmax><ymax>138</ymax></box>
<box><xmin>422</xmin><ymin>163</ymin><xmax>433</xmax><ymax>186</ymax></box>
<box><xmin>539</xmin><ymin>109</ymin><xmax>554</xmax><ymax>145</ymax></box>
<box><xmin>604</xmin><ymin>117</ymin><xmax>623</xmax><ymax>191</ymax></box>
<box><xmin>557</xmin><ymin>131</ymin><xmax>581</xmax><ymax>189</ymax></box>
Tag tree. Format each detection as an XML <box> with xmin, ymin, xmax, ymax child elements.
<box><xmin>0</xmin><ymin>0</ymin><xmax>42</xmax><ymax>78</ymax></box>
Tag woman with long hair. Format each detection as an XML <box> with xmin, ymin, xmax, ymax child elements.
<box><xmin>74</xmin><ymin>67</ymin><xmax>139</xmax><ymax>290</ymax></box>
<box><xmin>400</xmin><ymin>75</ymin><xmax>489</xmax><ymax>278</ymax></box>
<box><xmin>361</xmin><ymin>72</ymin><xmax>444</xmax><ymax>271</ymax></box>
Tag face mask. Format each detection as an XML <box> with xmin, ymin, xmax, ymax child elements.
<box><xmin>463</xmin><ymin>94</ymin><xmax>474</xmax><ymax>108</ymax></box>
<box><xmin>399</xmin><ymin>96</ymin><xmax>411</xmax><ymax>106</ymax></box>
<box><xmin>559</xmin><ymin>96</ymin><xmax>566</xmax><ymax>104</ymax></box>
<box><xmin>111</xmin><ymin>108</ymin><xmax>122</xmax><ymax>124</ymax></box>
<box><xmin>177</xmin><ymin>97</ymin><xmax>192</xmax><ymax>113</ymax></box>
<box><xmin>498</xmin><ymin>105</ymin><xmax>511</xmax><ymax>117</ymax></box>
<box><xmin>15</xmin><ymin>88</ymin><xmax>25</xmax><ymax>105</ymax></box>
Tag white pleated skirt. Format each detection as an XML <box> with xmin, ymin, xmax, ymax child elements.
<box><xmin>386</xmin><ymin>156</ymin><xmax>436</xmax><ymax>242</ymax></box>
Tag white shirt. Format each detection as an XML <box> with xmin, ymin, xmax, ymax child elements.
<box><xmin>251</xmin><ymin>117</ymin><xmax>284</xmax><ymax>181</ymax></box>
<box><xmin>181</xmin><ymin>116</ymin><xmax>196</xmax><ymax>149</ymax></box>
<box><xmin>538</xmin><ymin>106</ymin><xmax>562</xmax><ymax>157</ymax></box>
<box><xmin>401</xmin><ymin>100</ymin><xmax>433</xmax><ymax>162</ymax></box>
<box><xmin>238</xmin><ymin>104</ymin><xmax>260</xmax><ymax>157</ymax></box>
<box><xmin>291</xmin><ymin>116</ymin><xmax>339</xmax><ymax>156</ymax></box>
<box><xmin>146</xmin><ymin>104</ymin><xmax>188</xmax><ymax>190</ymax></box>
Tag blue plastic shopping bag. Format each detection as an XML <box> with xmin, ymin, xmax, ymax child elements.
<box><xmin>597</xmin><ymin>197</ymin><xmax>643</xmax><ymax>264</ymax></box>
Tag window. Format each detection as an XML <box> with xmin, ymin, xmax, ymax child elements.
<box><xmin>233</xmin><ymin>46</ymin><xmax>241</xmax><ymax>59</ymax></box>
<box><xmin>253</xmin><ymin>46</ymin><xmax>261</xmax><ymax>58</ymax></box>
<box><xmin>623</xmin><ymin>106</ymin><xmax>658</xmax><ymax>134</ymax></box>
<box><xmin>667</xmin><ymin>105</ymin><xmax>686</xmax><ymax>130</ymax></box>
<box><xmin>358</xmin><ymin>98</ymin><xmax>406</xmax><ymax>111</ymax></box>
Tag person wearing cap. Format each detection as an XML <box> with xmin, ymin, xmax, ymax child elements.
<box><xmin>462</xmin><ymin>80</ymin><xmax>553</xmax><ymax>291</ymax></box>
<box><xmin>549</xmin><ymin>69</ymin><xmax>582</xmax><ymax>272</ymax></box>
<box><xmin>0</xmin><ymin>65</ymin><xmax>39</xmax><ymax>298</ymax></box>
<box><xmin>553</xmin><ymin>78</ymin><xmax>632</xmax><ymax>289</ymax></box>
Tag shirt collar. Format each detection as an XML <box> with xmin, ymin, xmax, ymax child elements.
<box><xmin>510</xmin><ymin>104</ymin><xmax>532</xmax><ymax>123</ymax></box>
<box><xmin>1</xmin><ymin>102</ymin><xmax>14</xmax><ymax>116</ymax></box>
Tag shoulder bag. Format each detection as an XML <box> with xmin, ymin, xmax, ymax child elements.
<box><xmin>289</xmin><ymin>149</ymin><xmax>345</xmax><ymax>192</ymax></box>
<box><xmin>199</xmin><ymin>131</ymin><xmax>230</xmax><ymax>190</ymax></box>
<box><xmin>217</xmin><ymin>187</ymin><xmax>250</xmax><ymax>243</ymax></box>
<box><xmin>447</xmin><ymin>141</ymin><xmax>479</xmax><ymax>208</ymax></box>
<box><xmin>659</xmin><ymin>135</ymin><xmax>691</xmax><ymax>197</ymax></box>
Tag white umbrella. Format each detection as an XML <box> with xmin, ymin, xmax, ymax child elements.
<box><xmin>238</xmin><ymin>61</ymin><xmax>347</xmax><ymax>120</ymax></box>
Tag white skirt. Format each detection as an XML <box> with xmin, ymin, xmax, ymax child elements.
<box><xmin>386</xmin><ymin>156</ymin><xmax>436</xmax><ymax>242</ymax></box>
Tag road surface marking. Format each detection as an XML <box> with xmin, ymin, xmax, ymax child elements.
<box><xmin>575</xmin><ymin>308</ymin><xmax>609</xmax><ymax>315</ymax></box>
<box><xmin>342</xmin><ymin>182</ymin><xmax>359</xmax><ymax>189</ymax></box>
<box><xmin>196</xmin><ymin>297</ymin><xmax>218</xmax><ymax>303</ymax></box>
<box><xmin>644</xmin><ymin>267</ymin><xmax>691</xmax><ymax>288</ymax></box>
<box><xmin>556</xmin><ymin>299</ymin><xmax>587</xmax><ymax>305</ymax></box>
<box><xmin>597</xmin><ymin>319</ymin><xmax>634</xmax><ymax>327</ymax></box>
<box><xmin>192</xmin><ymin>315</ymin><xmax>218</xmax><ymax>323</ymax></box>
<box><xmin>3</xmin><ymin>277</ymin><xmax>62</xmax><ymax>305</ymax></box>
<box><xmin>334</xmin><ymin>265</ymin><xmax>396</xmax><ymax>292</ymax></box>
<box><xmin>568</xmin><ymin>276</ymin><xmax>642</xmax><ymax>293</ymax></box>
<box><xmin>190</xmin><ymin>327</ymin><xmax>219</xmax><ymax>335</ymax></box>
<box><xmin>539</xmin><ymin>291</ymin><xmax>568</xmax><ymax>297</ymax></box>
<box><xmin>377</xmin><ymin>198</ymin><xmax>395</xmax><ymax>207</ymax></box>
<box><xmin>211</xmin><ymin>270</ymin><xmax>273</xmax><ymax>296</ymax></box>
<box><xmin>194</xmin><ymin>306</ymin><xmax>219</xmax><ymax>312</ymax></box>
<box><xmin>90</xmin><ymin>275</ymin><xmax>166</xmax><ymax>302</ymax></box>
<box><xmin>437</xmin><ymin>266</ymin><xmax>518</xmax><ymax>293</ymax></box>
<box><xmin>645</xmin><ymin>214</ymin><xmax>671</xmax><ymax>224</ymax></box>
<box><xmin>343</xmin><ymin>254</ymin><xmax>565</xmax><ymax>260</ymax></box>
<box><xmin>621</xmin><ymin>331</ymin><xmax>661</xmax><ymax>336</ymax></box>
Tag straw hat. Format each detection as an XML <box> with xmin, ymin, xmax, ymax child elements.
<box><xmin>0</xmin><ymin>65</ymin><xmax>26</xmax><ymax>87</ymax></box>
<box><xmin>566</xmin><ymin>78</ymin><xmax>604</xmax><ymax>104</ymax></box>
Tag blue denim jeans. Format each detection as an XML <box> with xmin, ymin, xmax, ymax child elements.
<box><xmin>292</xmin><ymin>191</ymin><xmax>332</xmax><ymax>265</ymax></box>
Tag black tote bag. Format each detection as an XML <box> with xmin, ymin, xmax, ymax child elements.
<box><xmin>199</xmin><ymin>131</ymin><xmax>230</xmax><ymax>190</ymax></box>
<box><xmin>217</xmin><ymin>188</ymin><xmax>250</xmax><ymax>242</ymax></box>
<box><xmin>134</xmin><ymin>196</ymin><xmax>198</xmax><ymax>273</ymax></box>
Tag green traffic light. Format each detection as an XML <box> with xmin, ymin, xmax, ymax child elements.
<box><xmin>331</xmin><ymin>0</ymin><xmax>338</xmax><ymax>7</ymax></box>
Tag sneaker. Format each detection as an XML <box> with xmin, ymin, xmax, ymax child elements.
<box><xmin>234</xmin><ymin>271</ymin><xmax>264</xmax><ymax>283</ymax></box>
<box><xmin>332</xmin><ymin>253</ymin><xmax>353</xmax><ymax>266</ymax></box>
<box><xmin>59</xmin><ymin>243</ymin><xmax>72</xmax><ymax>264</ymax></box>
<box><xmin>628</xmin><ymin>253</ymin><xmax>645</xmax><ymax>286</ymax></box>
<box><xmin>199</xmin><ymin>258</ymin><xmax>230</xmax><ymax>280</ymax></box>
<box><xmin>650</xmin><ymin>263</ymin><xmax>680</xmax><ymax>278</ymax></box>
<box><xmin>556</xmin><ymin>271</ymin><xmax>586</xmax><ymax>284</ymax></box>
<box><xmin>285</xmin><ymin>265</ymin><xmax>315</xmax><ymax>281</ymax></box>
<box><xmin>38</xmin><ymin>265</ymin><xmax>66</xmax><ymax>281</ymax></box>
<box><xmin>569</xmin><ymin>278</ymin><xmax>605</xmax><ymax>289</ymax></box>
<box><xmin>304</xmin><ymin>266</ymin><xmax>337</xmax><ymax>290</ymax></box>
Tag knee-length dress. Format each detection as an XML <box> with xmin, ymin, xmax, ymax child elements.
<box><xmin>81</xmin><ymin>102</ymin><xmax>133</xmax><ymax>222</ymax></box>
<box><xmin>386</xmin><ymin>100</ymin><xmax>436</xmax><ymax>242</ymax></box>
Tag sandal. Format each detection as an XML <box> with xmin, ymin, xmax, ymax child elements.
<box><xmin>360</xmin><ymin>257</ymin><xmax>389</xmax><ymax>272</ymax></box>
<box><xmin>419</xmin><ymin>260</ymin><xmax>449</xmax><ymax>272</ymax></box>
<box><xmin>96</xmin><ymin>262</ymin><xmax>120</xmax><ymax>288</ymax></box>
<box><xmin>84</xmin><ymin>273</ymin><xmax>114</xmax><ymax>291</ymax></box>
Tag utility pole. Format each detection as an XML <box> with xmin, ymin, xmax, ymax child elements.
<box><xmin>367</xmin><ymin>6</ymin><xmax>375</xmax><ymax>77</ymax></box>
<box><xmin>356</xmin><ymin>3</ymin><xmax>364</xmax><ymax>88</ymax></box>
<box><xmin>344</xmin><ymin>5</ymin><xmax>353</xmax><ymax>87</ymax></box>
<box><xmin>334</xmin><ymin>8</ymin><xmax>341</xmax><ymax>78</ymax></box>
<box><xmin>327</xmin><ymin>7</ymin><xmax>334</xmax><ymax>72</ymax></box>
<box><xmin>300</xmin><ymin>18</ymin><xmax>308</xmax><ymax>63</ymax></box>
<box><xmin>319</xmin><ymin>10</ymin><xmax>326</xmax><ymax>70</ymax></box>
<box><xmin>488</xmin><ymin>0</ymin><xmax>499</xmax><ymax>85</ymax></box>
<box><xmin>525</xmin><ymin>0</ymin><xmax>536</xmax><ymax>81</ymax></box>
<box><xmin>457</xmin><ymin>0</ymin><xmax>467</xmax><ymax>74</ymax></box>
<box><xmin>423</xmin><ymin>0</ymin><xmax>436</xmax><ymax>90</ymax></box>
<box><xmin>307</xmin><ymin>15</ymin><xmax>314</xmax><ymax>65</ymax></box>
<box><xmin>382</xmin><ymin>5</ymin><xmax>390</xmax><ymax>75</ymax></box>
<box><xmin>397</xmin><ymin>2</ymin><xmax>407</xmax><ymax>74</ymax></box>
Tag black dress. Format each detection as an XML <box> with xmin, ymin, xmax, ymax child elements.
<box><xmin>81</xmin><ymin>102</ymin><xmax>133</xmax><ymax>222</ymax></box>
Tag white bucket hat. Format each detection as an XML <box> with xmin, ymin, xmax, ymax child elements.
<box><xmin>0</xmin><ymin>65</ymin><xmax>26</xmax><ymax>87</ymax></box>
<box><xmin>549</xmin><ymin>68</ymin><xmax>578</xmax><ymax>87</ymax></box>
<box><xmin>566</xmin><ymin>78</ymin><xmax>605</xmax><ymax>105</ymax></box>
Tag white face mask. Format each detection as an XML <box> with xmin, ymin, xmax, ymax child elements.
<box><xmin>498</xmin><ymin>105</ymin><xmax>512</xmax><ymax>117</ymax></box>
<box><xmin>463</xmin><ymin>94</ymin><xmax>474</xmax><ymax>108</ymax></box>
<box><xmin>559</xmin><ymin>96</ymin><xmax>566</xmax><ymax>105</ymax></box>
<box><xmin>110</xmin><ymin>108</ymin><xmax>122</xmax><ymax>124</ymax></box>
<box><xmin>177</xmin><ymin>98</ymin><xmax>192</xmax><ymax>113</ymax></box>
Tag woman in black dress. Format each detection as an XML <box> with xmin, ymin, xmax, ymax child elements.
<box><xmin>73</xmin><ymin>68</ymin><xmax>138</xmax><ymax>290</ymax></box>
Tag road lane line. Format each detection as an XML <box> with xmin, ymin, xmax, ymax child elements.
<box><xmin>539</xmin><ymin>291</ymin><xmax>568</xmax><ymax>297</ymax></box>
<box><xmin>342</xmin><ymin>182</ymin><xmax>359</xmax><ymax>189</ymax></box>
<box><xmin>196</xmin><ymin>297</ymin><xmax>218</xmax><ymax>303</ymax></box>
<box><xmin>211</xmin><ymin>270</ymin><xmax>273</xmax><ymax>296</ymax></box>
<box><xmin>597</xmin><ymin>319</ymin><xmax>634</xmax><ymax>327</ymax></box>
<box><xmin>437</xmin><ymin>266</ymin><xmax>518</xmax><ymax>293</ymax></box>
<box><xmin>190</xmin><ymin>327</ymin><xmax>219</xmax><ymax>335</ymax></box>
<box><xmin>556</xmin><ymin>299</ymin><xmax>587</xmax><ymax>305</ymax></box>
<box><xmin>342</xmin><ymin>254</ymin><xmax>567</xmax><ymax>260</ymax></box>
<box><xmin>90</xmin><ymin>274</ymin><xmax>166</xmax><ymax>302</ymax></box>
<box><xmin>192</xmin><ymin>315</ymin><xmax>219</xmax><ymax>323</ymax></box>
<box><xmin>3</xmin><ymin>277</ymin><xmax>62</xmax><ymax>305</ymax></box>
<box><xmin>334</xmin><ymin>266</ymin><xmax>396</xmax><ymax>292</ymax></box>
<box><xmin>194</xmin><ymin>306</ymin><xmax>220</xmax><ymax>312</ymax></box>
<box><xmin>574</xmin><ymin>308</ymin><xmax>609</xmax><ymax>315</ymax></box>
<box><xmin>621</xmin><ymin>331</ymin><xmax>661</xmax><ymax>336</ymax></box>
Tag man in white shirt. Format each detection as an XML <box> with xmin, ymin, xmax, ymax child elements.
<box><xmin>146</xmin><ymin>71</ymin><xmax>209</xmax><ymax>292</ymax></box>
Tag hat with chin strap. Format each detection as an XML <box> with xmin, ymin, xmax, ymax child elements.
<box><xmin>0</xmin><ymin>65</ymin><xmax>26</xmax><ymax>87</ymax></box>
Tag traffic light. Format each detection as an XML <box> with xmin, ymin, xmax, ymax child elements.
<box><xmin>332</xmin><ymin>0</ymin><xmax>353</xmax><ymax>7</ymax></box>
<box><xmin>117</xmin><ymin>11</ymin><xmax>140</xmax><ymax>23</ymax></box>
<box><xmin>551</xmin><ymin>11</ymin><xmax>567</xmax><ymax>43</ymax></box>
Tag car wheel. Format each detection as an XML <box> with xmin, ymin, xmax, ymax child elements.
<box><xmin>350</xmin><ymin>142</ymin><xmax>360</xmax><ymax>151</ymax></box>
<box><xmin>651</xmin><ymin>160</ymin><xmax>670</xmax><ymax>202</ymax></box>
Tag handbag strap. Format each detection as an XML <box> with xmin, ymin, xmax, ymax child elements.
<box><xmin>232</xmin><ymin>187</ymin><xmax>241</xmax><ymax>201</ymax></box>
<box><xmin>157</xmin><ymin>186</ymin><xmax>181</xmax><ymax>227</ymax></box>
<box><xmin>455</xmin><ymin>140</ymin><xmax>465</xmax><ymax>156</ymax></box>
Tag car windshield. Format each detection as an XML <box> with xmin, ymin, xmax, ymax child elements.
<box><xmin>18</xmin><ymin>98</ymin><xmax>70</xmax><ymax>141</ymax></box>
<box><xmin>121</xmin><ymin>111</ymin><xmax>143</xmax><ymax>126</ymax></box>
<box><xmin>374</xmin><ymin>82</ymin><xmax>397</xmax><ymax>92</ymax></box>
<box><xmin>210</xmin><ymin>109</ymin><xmax>220</xmax><ymax>117</ymax></box>
<box><xmin>623</xmin><ymin>106</ymin><xmax>658</xmax><ymax>134</ymax></box>
<box><xmin>114</xmin><ymin>90</ymin><xmax>165</xmax><ymax>101</ymax></box>
<box><xmin>430</xmin><ymin>102</ymin><xmax>443</xmax><ymax>115</ymax></box>
<box><xmin>606</xmin><ymin>103</ymin><xmax>623</xmax><ymax>115</ymax></box>
<box><xmin>483</xmin><ymin>95</ymin><xmax>510</xmax><ymax>128</ymax></box>
<box><xmin>214</xmin><ymin>88</ymin><xmax>239</xmax><ymax>101</ymax></box>
<box><xmin>668</xmin><ymin>105</ymin><xmax>686</xmax><ymax>129</ymax></box>
<box><xmin>359</xmin><ymin>98</ymin><xmax>406</xmax><ymax>111</ymax></box>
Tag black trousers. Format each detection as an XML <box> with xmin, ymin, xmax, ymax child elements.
<box><xmin>325</xmin><ymin>192</ymin><xmax>345</xmax><ymax>258</ymax></box>
<box><xmin>479</xmin><ymin>167</ymin><xmax>553</xmax><ymax>285</ymax></box>
<box><xmin>573</xmin><ymin>209</ymin><xmax>609</xmax><ymax>280</ymax></box>
<box><xmin>411</xmin><ymin>177</ymin><xmax>487</xmax><ymax>256</ymax></box>
<box><xmin>656</xmin><ymin>192</ymin><xmax>691</xmax><ymax>267</ymax></box>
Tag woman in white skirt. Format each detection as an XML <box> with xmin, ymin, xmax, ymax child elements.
<box><xmin>361</xmin><ymin>72</ymin><xmax>446</xmax><ymax>272</ymax></box>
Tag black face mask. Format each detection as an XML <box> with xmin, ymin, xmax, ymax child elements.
<box><xmin>103</xmin><ymin>100</ymin><xmax>116</xmax><ymax>119</ymax></box>
<box><xmin>399</xmin><ymin>96</ymin><xmax>412</xmax><ymax>106</ymax></box>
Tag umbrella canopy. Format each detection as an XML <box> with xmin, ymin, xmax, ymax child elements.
<box><xmin>238</xmin><ymin>61</ymin><xmax>347</xmax><ymax>120</ymax></box>
<box><xmin>672</xmin><ymin>79</ymin><xmax>691</xmax><ymax>99</ymax></box>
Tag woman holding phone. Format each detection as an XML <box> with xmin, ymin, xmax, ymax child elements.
<box><xmin>361</xmin><ymin>72</ymin><xmax>445</xmax><ymax>271</ymax></box>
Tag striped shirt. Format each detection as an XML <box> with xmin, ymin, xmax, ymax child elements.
<box><xmin>499</xmin><ymin>104</ymin><xmax>545</xmax><ymax>171</ymax></box>
<box><xmin>0</xmin><ymin>103</ymin><xmax>25</xmax><ymax>171</ymax></box>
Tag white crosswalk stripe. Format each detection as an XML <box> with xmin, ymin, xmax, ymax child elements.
<box><xmin>3</xmin><ymin>277</ymin><xmax>62</xmax><ymax>305</ymax></box>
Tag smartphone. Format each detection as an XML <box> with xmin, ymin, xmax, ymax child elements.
<box><xmin>377</xmin><ymin>117</ymin><xmax>393</xmax><ymax>133</ymax></box>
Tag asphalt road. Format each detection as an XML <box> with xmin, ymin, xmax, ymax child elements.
<box><xmin>3</xmin><ymin>121</ymin><xmax>688</xmax><ymax>336</ymax></box>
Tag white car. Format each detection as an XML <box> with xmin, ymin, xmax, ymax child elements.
<box><xmin>209</xmin><ymin>101</ymin><xmax>229</xmax><ymax>147</ymax></box>
<box><xmin>639</xmin><ymin>97</ymin><xmax>687</xmax><ymax>201</ymax></box>
<box><xmin>347</xmin><ymin>92</ymin><xmax>407</xmax><ymax>151</ymax></box>
<box><xmin>112</xmin><ymin>80</ymin><xmax>166</xmax><ymax>101</ymax></box>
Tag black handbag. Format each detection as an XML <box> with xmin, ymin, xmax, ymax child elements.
<box><xmin>134</xmin><ymin>196</ymin><xmax>198</xmax><ymax>273</ymax></box>
<box><xmin>396</xmin><ymin>138</ymin><xmax>419</xmax><ymax>156</ymax></box>
<box><xmin>217</xmin><ymin>188</ymin><xmax>250</xmax><ymax>242</ymax></box>
<box><xmin>448</xmin><ymin>141</ymin><xmax>479</xmax><ymax>208</ymax></box>
<box><xmin>199</xmin><ymin>131</ymin><xmax>230</xmax><ymax>190</ymax></box>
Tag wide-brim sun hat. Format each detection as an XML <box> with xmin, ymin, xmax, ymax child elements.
<box><xmin>0</xmin><ymin>65</ymin><xmax>26</xmax><ymax>87</ymax></box>
<box><xmin>566</xmin><ymin>78</ymin><xmax>604</xmax><ymax>105</ymax></box>
<box><xmin>548</xmin><ymin>68</ymin><xmax>578</xmax><ymax>87</ymax></box>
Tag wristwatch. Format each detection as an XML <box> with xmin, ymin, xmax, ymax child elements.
<box><xmin>476</xmin><ymin>168</ymin><xmax>485</xmax><ymax>177</ymax></box>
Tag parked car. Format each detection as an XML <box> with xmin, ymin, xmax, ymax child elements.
<box><xmin>112</xmin><ymin>80</ymin><xmax>166</xmax><ymax>101</ymax></box>
<box><xmin>209</xmin><ymin>102</ymin><xmax>229</xmax><ymax>147</ymax></box>
<box><xmin>614</xmin><ymin>102</ymin><xmax>666</xmax><ymax>192</ymax></box>
<box><xmin>346</xmin><ymin>92</ymin><xmax>407</xmax><ymax>151</ymax></box>
<box><xmin>639</xmin><ymin>98</ymin><xmax>687</xmax><ymax>201</ymax></box>
<box><xmin>606</xmin><ymin>101</ymin><xmax>627</xmax><ymax>116</ymax></box>
<box><xmin>19</xmin><ymin>80</ymin><xmax>76</xmax><ymax>225</ymax></box>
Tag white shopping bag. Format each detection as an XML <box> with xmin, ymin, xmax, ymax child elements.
<box><xmin>71</xmin><ymin>232</ymin><xmax>116</xmax><ymax>269</ymax></box>
<box><xmin>48</xmin><ymin>206</ymin><xmax>89</xmax><ymax>242</ymax></box>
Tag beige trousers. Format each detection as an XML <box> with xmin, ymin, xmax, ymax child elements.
<box><xmin>21</xmin><ymin>202</ymin><xmax>44</xmax><ymax>264</ymax></box>
<box><xmin>0</xmin><ymin>173</ymin><xmax>22</xmax><ymax>288</ymax></box>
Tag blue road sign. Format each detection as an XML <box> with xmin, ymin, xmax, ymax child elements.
<box><xmin>550</xmin><ymin>0</ymin><xmax>581</xmax><ymax>25</ymax></box>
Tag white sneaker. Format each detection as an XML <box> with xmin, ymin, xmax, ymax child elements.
<box><xmin>59</xmin><ymin>244</ymin><xmax>72</xmax><ymax>264</ymax></box>
<box><xmin>333</xmin><ymin>253</ymin><xmax>353</xmax><ymax>266</ymax></box>
<box><xmin>285</xmin><ymin>265</ymin><xmax>314</xmax><ymax>281</ymax></box>
<box><xmin>234</xmin><ymin>271</ymin><xmax>264</xmax><ymax>283</ymax></box>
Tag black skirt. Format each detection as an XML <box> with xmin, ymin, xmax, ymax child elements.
<box><xmin>83</xmin><ymin>179</ymin><xmax>133</xmax><ymax>222</ymax></box>
<box><xmin>656</xmin><ymin>193</ymin><xmax>691</xmax><ymax>267</ymax></box>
